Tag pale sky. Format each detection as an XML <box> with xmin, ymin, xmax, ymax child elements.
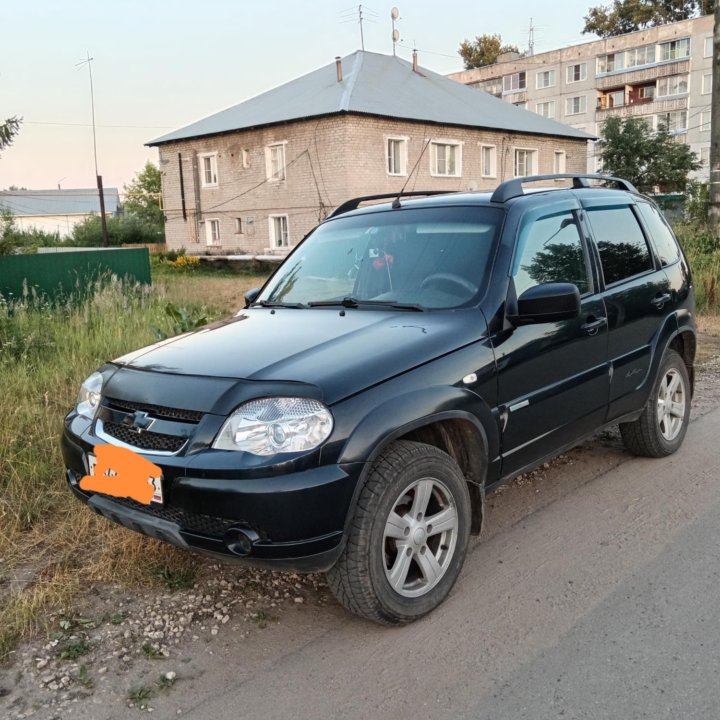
<box><xmin>0</xmin><ymin>0</ymin><xmax>591</xmax><ymax>194</ymax></box>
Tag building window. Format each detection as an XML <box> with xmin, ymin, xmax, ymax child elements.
<box><xmin>656</xmin><ymin>74</ymin><xmax>688</xmax><ymax>97</ymax></box>
<box><xmin>554</xmin><ymin>151</ymin><xmax>567</xmax><ymax>174</ymax></box>
<box><xmin>701</xmin><ymin>146</ymin><xmax>710</xmax><ymax>166</ymax></box>
<box><xmin>387</xmin><ymin>138</ymin><xmax>407</xmax><ymax>175</ymax></box>
<box><xmin>566</xmin><ymin>63</ymin><xmax>587</xmax><ymax>83</ymax></box>
<box><xmin>535</xmin><ymin>100</ymin><xmax>555</xmax><ymax>118</ymax></box>
<box><xmin>269</xmin><ymin>215</ymin><xmax>289</xmax><ymax>248</ymax></box>
<box><xmin>625</xmin><ymin>45</ymin><xmax>655</xmax><ymax>68</ymax></box>
<box><xmin>514</xmin><ymin>148</ymin><xmax>537</xmax><ymax>178</ymax></box>
<box><xmin>705</xmin><ymin>37</ymin><xmax>713</xmax><ymax>58</ymax></box>
<box><xmin>480</xmin><ymin>145</ymin><xmax>497</xmax><ymax>177</ymax></box>
<box><xmin>702</xmin><ymin>72</ymin><xmax>713</xmax><ymax>95</ymax></box>
<box><xmin>205</xmin><ymin>219</ymin><xmax>220</xmax><ymax>246</ymax></box>
<box><xmin>536</xmin><ymin>69</ymin><xmax>556</xmax><ymax>89</ymax></box>
<box><xmin>659</xmin><ymin>38</ymin><xmax>690</xmax><ymax>61</ymax></box>
<box><xmin>656</xmin><ymin>110</ymin><xmax>688</xmax><ymax>133</ymax></box>
<box><xmin>431</xmin><ymin>141</ymin><xmax>461</xmax><ymax>177</ymax></box>
<box><xmin>502</xmin><ymin>71</ymin><xmax>526</xmax><ymax>92</ymax></box>
<box><xmin>265</xmin><ymin>143</ymin><xmax>286</xmax><ymax>181</ymax></box>
<box><xmin>241</xmin><ymin>149</ymin><xmax>250</xmax><ymax>168</ymax></box>
<box><xmin>597</xmin><ymin>53</ymin><xmax>624</xmax><ymax>74</ymax></box>
<box><xmin>701</xmin><ymin>112</ymin><xmax>711</xmax><ymax>132</ymax></box>
<box><xmin>234</xmin><ymin>218</ymin><xmax>243</xmax><ymax>234</ymax></box>
<box><xmin>566</xmin><ymin>95</ymin><xmax>587</xmax><ymax>115</ymax></box>
<box><xmin>199</xmin><ymin>153</ymin><xmax>218</xmax><ymax>187</ymax></box>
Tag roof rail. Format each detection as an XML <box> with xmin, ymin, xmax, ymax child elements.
<box><xmin>490</xmin><ymin>174</ymin><xmax>638</xmax><ymax>204</ymax></box>
<box><xmin>328</xmin><ymin>191</ymin><xmax>449</xmax><ymax>219</ymax></box>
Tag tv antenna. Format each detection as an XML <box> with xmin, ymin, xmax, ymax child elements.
<box><xmin>391</xmin><ymin>7</ymin><xmax>400</xmax><ymax>56</ymax></box>
<box><xmin>528</xmin><ymin>17</ymin><xmax>535</xmax><ymax>56</ymax></box>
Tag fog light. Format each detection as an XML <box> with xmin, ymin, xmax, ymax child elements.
<box><xmin>224</xmin><ymin>527</ymin><xmax>259</xmax><ymax>557</ymax></box>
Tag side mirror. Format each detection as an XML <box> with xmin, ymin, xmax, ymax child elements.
<box><xmin>511</xmin><ymin>282</ymin><xmax>581</xmax><ymax>324</ymax></box>
<box><xmin>244</xmin><ymin>287</ymin><xmax>261</xmax><ymax>307</ymax></box>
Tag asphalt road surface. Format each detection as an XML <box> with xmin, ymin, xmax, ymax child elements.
<box><xmin>72</xmin><ymin>405</ymin><xmax>720</xmax><ymax>720</ymax></box>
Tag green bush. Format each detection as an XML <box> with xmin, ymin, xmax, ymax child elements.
<box><xmin>69</xmin><ymin>214</ymin><xmax>164</xmax><ymax>247</ymax></box>
<box><xmin>0</xmin><ymin>212</ymin><xmax>62</xmax><ymax>255</ymax></box>
<box><xmin>673</xmin><ymin>223</ymin><xmax>720</xmax><ymax>313</ymax></box>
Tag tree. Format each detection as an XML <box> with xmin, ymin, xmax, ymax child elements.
<box><xmin>0</xmin><ymin>116</ymin><xmax>21</xmax><ymax>157</ymax></box>
<box><xmin>583</xmin><ymin>0</ymin><xmax>714</xmax><ymax>37</ymax></box>
<box><xmin>123</xmin><ymin>161</ymin><xmax>164</xmax><ymax>228</ymax></box>
<box><xmin>458</xmin><ymin>34</ymin><xmax>520</xmax><ymax>69</ymax></box>
<box><xmin>598</xmin><ymin>116</ymin><xmax>701</xmax><ymax>193</ymax></box>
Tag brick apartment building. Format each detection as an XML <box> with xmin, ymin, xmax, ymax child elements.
<box><xmin>149</xmin><ymin>50</ymin><xmax>591</xmax><ymax>255</ymax></box>
<box><xmin>448</xmin><ymin>14</ymin><xmax>714</xmax><ymax>177</ymax></box>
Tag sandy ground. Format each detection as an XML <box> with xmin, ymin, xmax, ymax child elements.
<box><xmin>1</xmin><ymin>318</ymin><xmax>719</xmax><ymax>719</ymax></box>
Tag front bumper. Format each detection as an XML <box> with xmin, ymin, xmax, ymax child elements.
<box><xmin>62</xmin><ymin>421</ymin><xmax>362</xmax><ymax>573</ymax></box>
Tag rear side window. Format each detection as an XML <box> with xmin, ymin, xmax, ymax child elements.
<box><xmin>636</xmin><ymin>202</ymin><xmax>681</xmax><ymax>266</ymax></box>
<box><xmin>586</xmin><ymin>206</ymin><xmax>654</xmax><ymax>286</ymax></box>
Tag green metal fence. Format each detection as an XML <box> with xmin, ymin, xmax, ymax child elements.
<box><xmin>0</xmin><ymin>248</ymin><xmax>152</xmax><ymax>302</ymax></box>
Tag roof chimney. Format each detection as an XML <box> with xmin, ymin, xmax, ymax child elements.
<box><xmin>335</xmin><ymin>56</ymin><xmax>342</xmax><ymax>82</ymax></box>
<box><xmin>412</xmin><ymin>50</ymin><xmax>418</xmax><ymax>72</ymax></box>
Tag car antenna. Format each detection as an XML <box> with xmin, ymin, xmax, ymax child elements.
<box><xmin>392</xmin><ymin>138</ymin><xmax>431</xmax><ymax>209</ymax></box>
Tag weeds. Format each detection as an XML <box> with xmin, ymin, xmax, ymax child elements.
<box><xmin>141</xmin><ymin>642</ymin><xmax>164</xmax><ymax>660</ymax></box>
<box><xmin>152</xmin><ymin>563</ymin><xmax>196</xmax><ymax>592</ymax></box>
<box><xmin>252</xmin><ymin>608</ymin><xmax>277</xmax><ymax>629</ymax></box>
<box><xmin>59</xmin><ymin>639</ymin><xmax>90</xmax><ymax>661</ymax></box>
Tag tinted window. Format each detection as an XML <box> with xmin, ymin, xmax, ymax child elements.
<box><xmin>636</xmin><ymin>202</ymin><xmax>681</xmax><ymax>266</ymax></box>
<box><xmin>513</xmin><ymin>211</ymin><xmax>589</xmax><ymax>296</ymax></box>
<box><xmin>586</xmin><ymin>206</ymin><xmax>653</xmax><ymax>285</ymax></box>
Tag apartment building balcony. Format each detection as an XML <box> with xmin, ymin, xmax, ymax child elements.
<box><xmin>596</xmin><ymin>60</ymin><xmax>690</xmax><ymax>90</ymax></box>
<box><xmin>596</xmin><ymin>95</ymin><xmax>688</xmax><ymax>119</ymax></box>
<box><xmin>501</xmin><ymin>89</ymin><xmax>527</xmax><ymax>103</ymax></box>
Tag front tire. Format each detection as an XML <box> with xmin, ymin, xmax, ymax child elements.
<box><xmin>619</xmin><ymin>348</ymin><xmax>690</xmax><ymax>458</ymax></box>
<box><xmin>326</xmin><ymin>440</ymin><xmax>471</xmax><ymax>624</ymax></box>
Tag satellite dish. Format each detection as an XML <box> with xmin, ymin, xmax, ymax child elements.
<box><xmin>391</xmin><ymin>6</ymin><xmax>399</xmax><ymax>20</ymax></box>
<box><xmin>392</xmin><ymin>29</ymin><xmax>400</xmax><ymax>42</ymax></box>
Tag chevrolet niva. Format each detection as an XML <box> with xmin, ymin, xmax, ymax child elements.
<box><xmin>62</xmin><ymin>174</ymin><xmax>695</xmax><ymax>624</ymax></box>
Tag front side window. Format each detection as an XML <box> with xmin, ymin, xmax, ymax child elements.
<box><xmin>257</xmin><ymin>207</ymin><xmax>503</xmax><ymax>310</ymax></box>
<box><xmin>636</xmin><ymin>202</ymin><xmax>680</xmax><ymax>267</ymax></box>
<box><xmin>387</xmin><ymin>138</ymin><xmax>407</xmax><ymax>175</ymax></box>
<box><xmin>266</xmin><ymin>143</ymin><xmax>286</xmax><ymax>181</ymax></box>
<box><xmin>566</xmin><ymin>95</ymin><xmax>587</xmax><ymax>115</ymax></box>
<box><xmin>431</xmin><ymin>142</ymin><xmax>461</xmax><ymax>176</ymax></box>
<box><xmin>199</xmin><ymin>153</ymin><xmax>218</xmax><ymax>187</ymax></box>
<box><xmin>567</xmin><ymin>63</ymin><xmax>587</xmax><ymax>83</ymax></box>
<box><xmin>514</xmin><ymin>149</ymin><xmax>536</xmax><ymax>177</ymax></box>
<box><xmin>513</xmin><ymin>211</ymin><xmax>589</xmax><ymax>296</ymax></box>
<box><xmin>481</xmin><ymin>145</ymin><xmax>496</xmax><ymax>177</ymax></box>
<box><xmin>659</xmin><ymin>38</ymin><xmax>690</xmax><ymax>61</ymax></box>
<box><xmin>586</xmin><ymin>206</ymin><xmax>653</xmax><ymax>285</ymax></box>
<box><xmin>270</xmin><ymin>215</ymin><xmax>289</xmax><ymax>247</ymax></box>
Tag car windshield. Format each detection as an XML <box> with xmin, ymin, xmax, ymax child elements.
<box><xmin>257</xmin><ymin>206</ymin><xmax>503</xmax><ymax>310</ymax></box>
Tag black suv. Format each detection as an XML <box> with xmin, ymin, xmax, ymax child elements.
<box><xmin>62</xmin><ymin>174</ymin><xmax>695</xmax><ymax>624</ymax></box>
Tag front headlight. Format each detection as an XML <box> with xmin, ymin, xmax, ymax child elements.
<box><xmin>212</xmin><ymin>397</ymin><xmax>333</xmax><ymax>456</ymax></box>
<box><xmin>76</xmin><ymin>371</ymin><xmax>103</xmax><ymax>419</ymax></box>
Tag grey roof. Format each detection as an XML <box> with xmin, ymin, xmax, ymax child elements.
<box><xmin>148</xmin><ymin>50</ymin><xmax>594</xmax><ymax>145</ymax></box>
<box><xmin>0</xmin><ymin>188</ymin><xmax>120</xmax><ymax>217</ymax></box>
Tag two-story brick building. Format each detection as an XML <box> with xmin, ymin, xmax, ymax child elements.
<box><xmin>148</xmin><ymin>50</ymin><xmax>592</xmax><ymax>255</ymax></box>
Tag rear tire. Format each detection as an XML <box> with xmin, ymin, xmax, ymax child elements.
<box><xmin>326</xmin><ymin>440</ymin><xmax>471</xmax><ymax>624</ymax></box>
<box><xmin>619</xmin><ymin>348</ymin><xmax>690</xmax><ymax>458</ymax></box>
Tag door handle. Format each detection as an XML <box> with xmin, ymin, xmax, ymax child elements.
<box><xmin>581</xmin><ymin>316</ymin><xmax>607</xmax><ymax>335</ymax></box>
<box><xmin>651</xmin><ymin>292</ymin><xmax>671</xmax><ymax>309</ymax></box>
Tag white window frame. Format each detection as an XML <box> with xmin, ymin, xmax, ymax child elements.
<box><xmin>701</xmin><ymin>112</ymin><xmax>711</xmax><ymax>132</ymax></box>
<box><xmin>566</xmin><ymin>63</ymin><xmax>587</xmax><ymax>84</ymax></box>
<box><xmin>554</xmin><ymin>150</ymin><xmax>567</xmax><ymax>174</ymax></box>
<box><xmin>265</xmin><ymin>142</ymin><xmax>287</xmax><ymax>181</ymax></box>
<box><xmin>234</xmin><ymin>217</ymin><xmax>243</xmax><ymax>234</ymax></box>
<box><xmin>513</xmin><ymin>148</ymin><xmax>537</xmax><ymax>178</ymax></box>
<box><xmin>502</xmin><ymin>72</ymin><xmax>526</xmax><ymax>92</ymax></box>
<box><xmin>386</xmin><ymin>137</ymin><xmax>408</xmax><ymax>176</ymax></box>
<box><xmin>656</xmin><ymin>110</ymin><xmax>688</xmax><ymax>133</ymax></box>
<box><xmin>657</xmin><ymin>74</ymin><xmax>688</xmax><ymax>97</ymax></box>
<box><xmin>480</xmin><ymin>144</ymin><xmax>497</xmax><ymax>178</ymax></box>
<box><xmin>535</xmin><ymin>100</ymin><xmax>555</xmax><ymax>119</ymax></box>
<box><xmin>659</xmin><ymin>38</ymin><xmax>690</xmax><ymax>61</ymax></box>
<box><xmin>269</xmin><ymin>214</ymin><xmax>289</xmax><ymax>248</ymax></box>
<box><xmin>536</xmin><ymin>69</ymin><xmax>556</xmax><ymax>89</ymax></box>
<box><xmin>625</xmin><ymin>45</ymin><xmax>655</xmax><ymax>68</ymax></box>
<box><xmin>205</xmin><ymin>218</ymin><xmax>220</xmax><ymax>246</ymax></box>
<box><xmin>565</xmin><ymin>95</ymin><xmax>587</xmax><ymax>116</ymax></box>
<box><xmin>241</xmin><ymin>149</ymin><xmax>250</xmax><ymax>169</ymax></box>
<box><xmin>199</xmin><ymin>152</ymin><xmax>218</xmax><ymax>188</ymax></box>
<box><xmin>704</xmin><ymin>37</ymin><xmax>713</xmax><ymax>58</ymax></box>
<box><xmin>597</xmin><ymin>53</ymin><xmax>624</xmax><ymax>74</ymax></box>
<box><xmin>430</xmin><ymin>140</ymin><xmax>462</xmax><ymax>177</ymax></box>
<box><xmin>702</xmin><ymin>72</ymin><xmax>713</xmax><ymax>95</ymax></box>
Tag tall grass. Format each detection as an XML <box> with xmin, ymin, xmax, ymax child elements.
<box><xmin>673</xmin><ymin>225</ymin><xmax>720</xmax><ymax>314</ymax></box>
<box><xmin>0</xmin><ymin>273</ymin><xmax>264</xmax><ymax>659</ymax></box>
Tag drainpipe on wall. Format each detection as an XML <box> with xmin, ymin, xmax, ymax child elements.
<box><xmin>191</xmin><ymin>151</ymin><xmax>202</xmax><ymax>243</ymax></box>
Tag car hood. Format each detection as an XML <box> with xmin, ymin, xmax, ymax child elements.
<box><xmin>113</xmin><ymin>308</ymin><xmax>487</xmax><ymax>404</ymax></box>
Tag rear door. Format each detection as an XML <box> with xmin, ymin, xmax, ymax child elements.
<box><xmin>494</xmin><ymin>201</ymin><xmax>610</xmax><ymax>476</ymax></box>
<box><xmin>581</xmin><ymin>200</ymin><xmax>672</xmax><ymax>420</ymax></box>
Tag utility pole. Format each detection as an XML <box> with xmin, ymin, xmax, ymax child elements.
<box><xmin>77</xmin><ymin>52</ymin><xmax>109</xmax><ymax>246</ymax></box>
<box><xmin>709</xmin><ymin>3</ymin><xmax>720</xmax><ymax>237</ymax></box>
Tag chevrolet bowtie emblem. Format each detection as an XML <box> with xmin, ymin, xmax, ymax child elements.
<box><xmin>123</xmin><ymin>410</ymin><xmax>155</xmax><ymax>434</ymax></box>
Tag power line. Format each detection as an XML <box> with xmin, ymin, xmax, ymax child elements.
<box><xmin>24</xmin><ymin>121</ymin><xmax>174</xmax><ymax>130</ymax></box>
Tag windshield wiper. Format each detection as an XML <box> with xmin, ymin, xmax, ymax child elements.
<box><xmin>308</xmin><ymin>297</ymin><xmax>425</xmax><ymax>312</ymax></box>
<box><xmin>251</xmin><ymin>300</ymin><xmax>307</xmax><ymax>309</ymax></box>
